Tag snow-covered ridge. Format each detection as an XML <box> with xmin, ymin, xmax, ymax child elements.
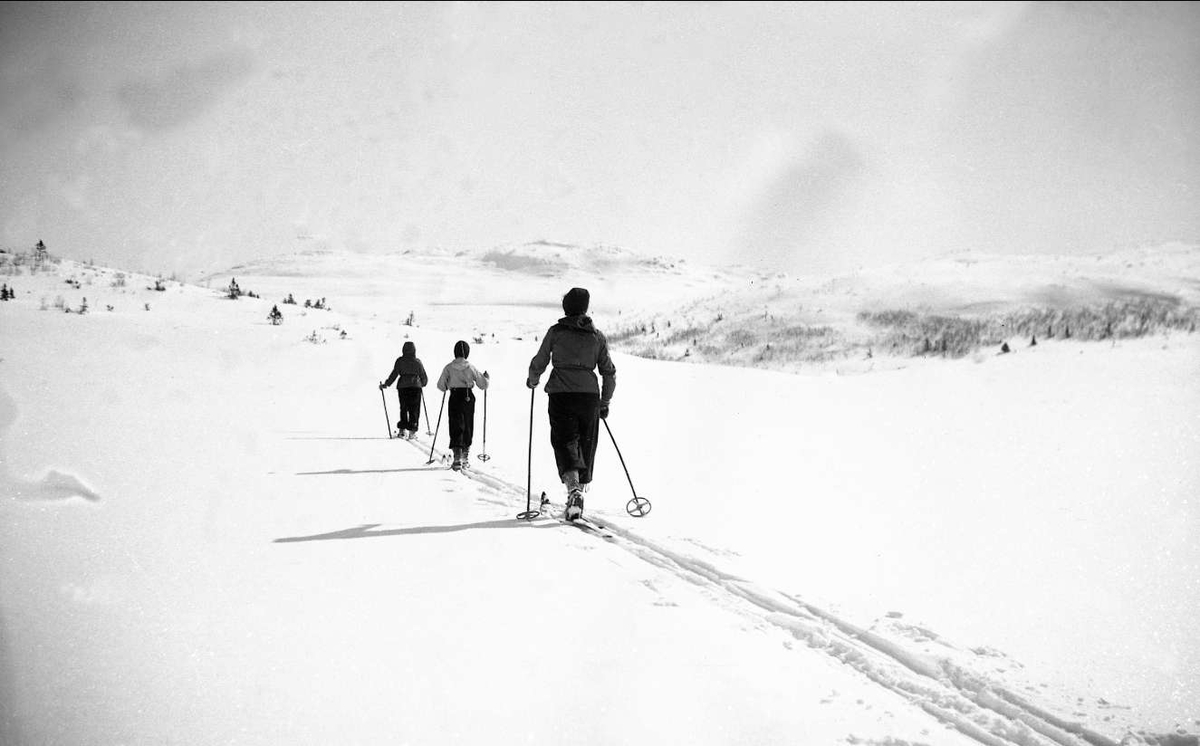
<box><xmin>13</xmin><ymin>240</ymin><xmax>1200</xmax><ymax>377</ymax></box>
<box><xmin>603</xmin><ymin>243</ymin><xmax>1200</xmax><ymax>373</ymax></box>
<box><xmin>196</xmin><ymin>241</ymin><xmax>694</xmax><ymax>283</ymax></box>
<box><xmin>476</xmin><ymin>240</ymin><xmax>685</xmax><ymax>276</ymax></box>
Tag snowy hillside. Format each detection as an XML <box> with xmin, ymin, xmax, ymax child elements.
<box><xmin>1</xmin><ymin>244</ymin><xmax>1198</xmax><ymax>746</ymax></box>
<box><xmin>605</xmin><ymin>243</ymin><xmax>1200</xmax><ymax>374</ymax></box>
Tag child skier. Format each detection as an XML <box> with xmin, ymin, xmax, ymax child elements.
<box><xmin>380</xmin><ymin>341</ymin><xmax>428</xmax><ymax>439</ymax></box>
<box><xmin>526</xmin><ymin>287</ymin><xmax>616</xmax><ymax>521</ymax></box>
<box><xmin>436</xmin><ymin>340</ymin><xmax>489</xmax><ymax>469</ymax></box>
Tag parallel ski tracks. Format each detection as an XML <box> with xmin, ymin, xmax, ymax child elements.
<box><xmin>397</xmin><ymin>435</ymin><xmax>1114</xmax><ymax>746</ymax></box>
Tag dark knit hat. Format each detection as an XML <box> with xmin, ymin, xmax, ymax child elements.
<box><xmin>402</xmin><ymin>341</ymin><xmax>416</xmax><ymax>356</ymax></box>
<box><xmin>562</xmin><ymin>287</ymin><xmax>590</xmax><ymax>316</ymax></box>
<box><xmin>454</xmin><ymin>340</ymin><xmax>470</xmax><ymax>359</ymax></box>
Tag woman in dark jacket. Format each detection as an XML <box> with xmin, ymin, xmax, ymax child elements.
<box><xmin>380</xmin><ymin>341</ymin><xmax>428</xmax><ymax>439</ymax></box>
<box><xmin>527</xmin><ymin>287</ymin><xmax>616</xmax><ymax>520</ymax></box>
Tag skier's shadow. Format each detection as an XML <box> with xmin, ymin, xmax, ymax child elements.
<box><xmin>274</xmin><ymin>519</ymin><xmax>557</xmax><ymax>543</ymax></box>
<box><xmin>295</xmin><ymin>467</ymin><xmax>440</xmax><ymax>475</ymax></box>
<box><xmin>285</xmin><ymin>436</ymin><xmax>393</xmax><ymax>441</ymax></box>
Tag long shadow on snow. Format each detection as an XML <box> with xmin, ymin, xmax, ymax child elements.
<box><xmin>274</xmin><ymin>518</ymin><xmax>559</xmax><ymax>543</ymax></box>
<box><xmin>286</xmin><ymin>436</ymin><xmax>394</xmax><ymax>441</ymax></box>
<box><xmin>296</xmin><ymin>467</ymin><xmax>442</xmax><ymax>476</ymax></box>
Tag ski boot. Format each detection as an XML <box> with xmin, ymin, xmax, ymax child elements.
<box><xmin>563</xmin><ymin>470</ymin><xmax>583</xmax><ymax>521</ymax></box>
<box><xmin>451</xmin><ymin>448</ymin><xmax>463</xmax><ymax>471</ymax></box>
<box><xmin>460</xmin><ymin>447</ymin><xmax>470</xmax><ymax>469</ymax></box>
<box><xmin>565</xmin><ymin>491</ymin><xmax>584</xmax><ymax>521</ymax></box>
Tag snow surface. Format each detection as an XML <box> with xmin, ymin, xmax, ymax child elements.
<box><xmin>1</xmin><ymin>245</ymin><xmax>1198</xmax><ymax>746</ymax></box>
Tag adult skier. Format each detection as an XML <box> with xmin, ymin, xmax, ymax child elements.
<box><xmin>436</xmin><ymin>340</ymin><xmax>489</xmax><ymax>469</ymax></box>
<box><xmin>526</xmin><ymin>287</ymin><xmax>616</xmax><ymax>521</ymax></box>
<box><xmin>380</xmin><ymin>341</ymin><xmax>429</xmax><ymax>439</ymax></box>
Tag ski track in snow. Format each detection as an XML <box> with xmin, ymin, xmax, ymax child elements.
<box><xmin>396</xmin><ymin>434</ymin><xmax>1121</xmax><ymax>746</ymax></box>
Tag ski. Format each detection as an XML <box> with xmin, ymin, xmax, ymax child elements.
<box><xmin>540</xmin><ymin>495</ymin><xmax>613</xmax><ymax>539</ymax></box>
<box><xmin>571</xmin><ymin>516</ymin><xmax>612</xmax><ymax>538</ymax></box>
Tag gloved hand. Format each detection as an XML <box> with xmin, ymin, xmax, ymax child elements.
<box><xmin>598</xmin><ymin>404</ymin><xmax>609</xmax><ymax>419</ymax></box>
<box><xmin>378</xmin><ymin>382</ymin><xmax>386</xmax><ymax>391</ymax></box>
<box><xmin>526</xmin><ymin>379</ymin><xmax>537</xmax><ymax>389</ymax></box>
<box><xmin>483</xmin><ymin>370</ymin><xmax>490</xmax><ymax>379</ymax></box>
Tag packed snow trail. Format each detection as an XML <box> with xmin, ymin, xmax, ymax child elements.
<box><xmin>395</xmin><ymin>433</ymin><xmax>1116</xmax><ymax>746</ymax></box>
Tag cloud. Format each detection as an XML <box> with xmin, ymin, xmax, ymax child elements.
<box><xmin>937</xmin><ymin>2</ymin><xmax>1200</xmax><ymax>253</ymax></box>
<box><xmin>117</xmin><ymin>48</ymin><xmax>257</xmax><ymax>131</ymax></box>
<box><xmin>0</xmin><ymin>55</ymin><xmax>84</xmax><ymax>137</ymax></box>
<box><xmin>737</xmin><ymin>131</ymin><xmax>866</xmax><ymax>272</ymax></box>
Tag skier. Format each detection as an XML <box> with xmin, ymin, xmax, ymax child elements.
<box><xmin>436</xmin><ymin>340</ymin><xmax>489</xmax><ymax>469</ymax></box>
<box><xmin>380</xmin><ymin>341</ymin><xmax>429</xmax><ymax>439</ymax></box>
<box><xmin>526</xmin><ymin>287</ymin><xmax>616</xmax><ymax>521</ymax></box>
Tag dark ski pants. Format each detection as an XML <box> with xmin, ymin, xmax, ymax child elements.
<box><xmin>547</xmin><ymin>392</ymin><xmax>600</xmax><ymax>484</ymax></box>
<box><xmin>396</xmin><ymin>387</ymin><xmax>422</xmax><ymax>432</ymax></box>
<box><xmin>447</xmin><ymin>388</ymin><xmax>476</xmax><ymax>450</ymax></box>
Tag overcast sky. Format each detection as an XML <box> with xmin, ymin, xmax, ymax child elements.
<box><xmin>1</xmin><ymin>1</ymin><xmax>1197</xmax><ymax>276</ymax></box>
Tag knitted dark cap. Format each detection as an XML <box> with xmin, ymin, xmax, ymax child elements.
<box><xmin>402</xmin><ymin>341</ymin><xmax>416</xmax><ymax>356</ymax></box>
<box><xmin>454</xmin><ymin>340</ymin><xmax>470</xmax><ymax>359</ymax></box>
<box><xmin>562</xmin><ymin>287</ymin><xmax>590</xmax><ymax>316</ymax></box>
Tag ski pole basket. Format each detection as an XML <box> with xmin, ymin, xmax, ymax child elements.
<box><xmin>602</xmin><ymin>419</ymin><xmax>652</xmax><ymax>517</ymax></box>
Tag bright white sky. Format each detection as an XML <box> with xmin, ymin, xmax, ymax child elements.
<box><xmin>1</xmin><ymin>1</ymin><xmax>1197</xmax><ymax>275</ymax></box>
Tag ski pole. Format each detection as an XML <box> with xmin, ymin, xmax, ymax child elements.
<box><xmin>379</xmin><ymin>383</ymin><xmax>391</xmax><ymax>439</ymax></box>
<box><xmin>421</xmin><ymin>391</ymin><xmax>433</xmax><ymax>435</ymax></box>
<box><xmin>602</xmin><ymin>419</ymin><xmax>652</xmax><ymax>517</ymax></box>
<box><xmin>517</xmin><ymin>386</ymin><xmax>540</xmax><ymax>520</ymax></box>
<box><xmin>477</xmin><ymin>388</ymin><xmax>491</xmax><ymax>462</ymax></box>
<box><xmin>426</xmin><ymin>390</ymin><xmax>447</xmax><ymax>465</ymax></box>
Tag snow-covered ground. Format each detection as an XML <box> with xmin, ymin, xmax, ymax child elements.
<box><xmin>1</xmin><ymin>244</ymin><xmax>1197</xmax><ymax>746</ymax></box>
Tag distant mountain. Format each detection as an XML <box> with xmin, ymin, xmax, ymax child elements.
<box><xmin>476</xmin><ymin>240</ymin><xmax>684</xmax><ymax>276</ymax></box>
<box><xmin>52</xmin><ymin>239</ymin><xmax>1200</xmax><ymax>375</ymax></box>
